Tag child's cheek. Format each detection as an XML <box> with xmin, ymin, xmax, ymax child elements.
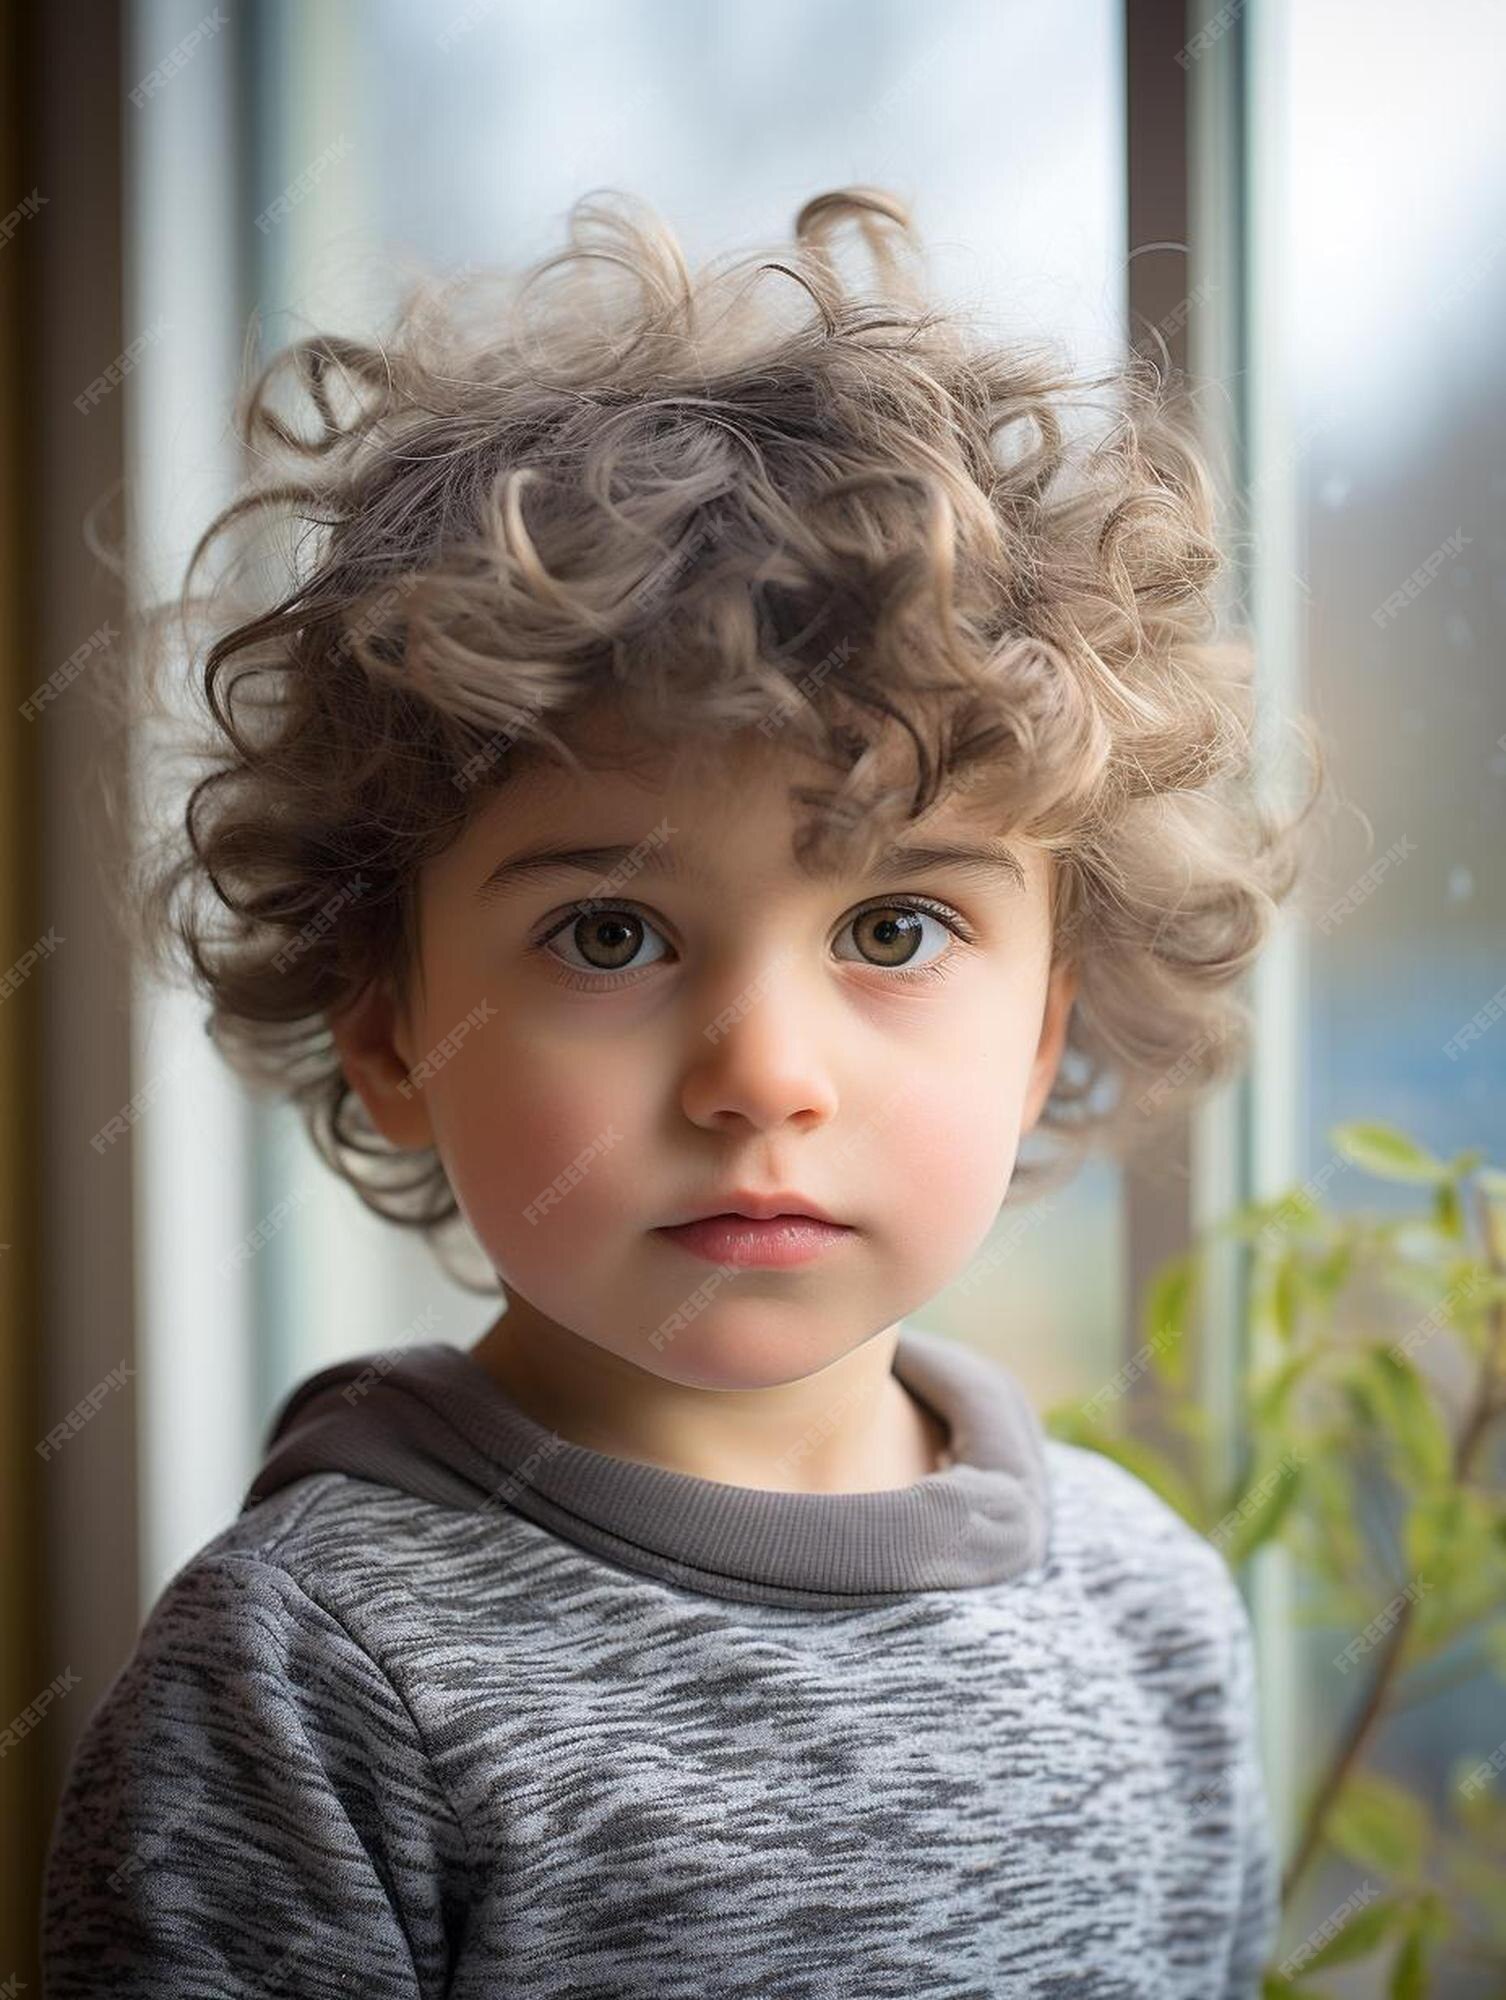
<box><xmin>430</xmin><ymin>1051</ymin><xmax>647</xmax><ymax>1267</ymax></box>
<box><xmin>879</xmin><ymin>1056</ymin><xmax>1024</xmax><ymax>1265</ymax></box>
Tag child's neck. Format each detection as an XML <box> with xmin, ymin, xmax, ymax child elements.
<box><xmin>467</xmin><ymin>1307</ymin><xmax>952</xmax><ymax>1495</ymax></box>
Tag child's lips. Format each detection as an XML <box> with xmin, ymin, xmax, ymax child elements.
<box><xmin>652</xmin><ymin>1213</ymin><xmax>856</xmax><ymax>1268</ymax></box>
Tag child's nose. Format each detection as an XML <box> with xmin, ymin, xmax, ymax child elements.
<box><xmin>676</xmin><ymin>965</ymin><xmax>841</xmax><ymax>1135</ymax></box>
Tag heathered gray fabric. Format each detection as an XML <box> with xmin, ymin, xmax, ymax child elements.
<box><xmin>41</xmin><ymin>1323</ymin><xmax>1280</xmax><ymax>1997</ymax></box>
<box><xmin>242</xmin><ymin>1323</ymin><xmax>1052</xmax><ymax>1607</ymax></box>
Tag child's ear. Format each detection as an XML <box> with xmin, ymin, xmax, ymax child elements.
<box><xmin>1021</xmin><ymin>958</ymin><xmax>1079</xmax><ymax>1137</ymax></box>
<box><xmin>328</xmin><ymin>977</ymin><xmax>436</xmax><ymax>1151</ymax></box>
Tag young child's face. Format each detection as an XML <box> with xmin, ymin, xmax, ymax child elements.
<box><xmin>335</xmin><ymin>701</ymin><xmax>1077</xmax><ymax>1390</ymax></box>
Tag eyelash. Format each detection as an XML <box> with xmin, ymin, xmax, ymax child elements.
<box><xmin>530</xmin><ymin>896</ymin><xmax>979</xmax><ymax>994</ymax></box>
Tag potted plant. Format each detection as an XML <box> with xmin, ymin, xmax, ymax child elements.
<box><xmin>1045</xmin><ymin>1122</ymin><xmax>1506</xmax><ymax>1996</ymax></box>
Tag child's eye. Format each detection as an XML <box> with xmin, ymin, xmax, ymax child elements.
<box><xmin>531</xmin><ymin>897</ymin><xmax>975</xmax><ymax>991</ymax></box>
<box><xmin>831</xmin><ymin>900</ymin><xmax>971</xmax><ymax>982</ymax></box>
<box><xmin>536</xmin><ymin>905</ymin><xmax>673</xmax><ymax>984</ymax></box>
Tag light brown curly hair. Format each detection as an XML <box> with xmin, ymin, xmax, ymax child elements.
<box><xmin>108</xmin><ymin>185</ymin><xmax>1327</xmax><ymax>1290</ymax></box>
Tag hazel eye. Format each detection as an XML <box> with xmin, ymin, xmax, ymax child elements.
<box><xmin>531</xmin><ymin>892</ymin><xmax>974</xmax><ymax>992</ymax></box>
<box><xmin>833</xmin><ymin>902</ymin><xmax>959</xmax><ymax>973</ymax></box>
<box><xmin>540</xmin><ymin>905</ymin><xmax>671</xmax><ymax>976</ymax></box>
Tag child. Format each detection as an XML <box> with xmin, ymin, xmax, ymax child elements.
<box><xmin>43</xmin><ymin>186</ymin><xmax>1323</xmax><ymax>1996</ymax></box>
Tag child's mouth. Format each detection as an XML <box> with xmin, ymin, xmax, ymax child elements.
<box><xmin>652</xmin><ymin>1213</ymin><xmax>855</xmax><ymax>1268</ymax></box>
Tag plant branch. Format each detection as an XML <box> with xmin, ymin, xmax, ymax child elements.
<box><xmin>1280</xmin><ymin>1589</ymin><xmax>1417</xmax><ymax>1901</ymax></box>
<box><xmin>1280</xmin><ymin>1180</ymin><xmax>1506</xmax><ymax>1905</ymax></box>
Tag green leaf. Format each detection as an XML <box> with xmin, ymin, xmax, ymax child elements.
<box><xmin>1250</xmin><ymin>1352</ymin><xmax>1312</xmax><ymax>1428</ymax></box>
<box><xmin>1364</xmin><ymin>1348</ymin><xmax>1453</xmax><ymax>1487</ymax></box>
<box><xmin>1301</xmin><ymin>1451</ymin><xmax>1371</xmax><ymax>1584</ymax></box>
<box><xmin>1209</xmin><ymin>1199</ymin><xmax>1277</xmax><ymax>1245</ymax></box>
<box><xmin>1332</xmin><ymin>1121</ymin><xmax>1449</xmax><ymax>1185</ymax></box>
<box><xmin>1405</xmin><ymin>1491</ymin><xmax>1464</xmax><ymax>1572</ymax></box>
<box><xmin>1142</xmin><ymin>1253</ymin><xmax>1194</xmax><ymax>1391</ymax></box>
<box><xmin>1299</xmin><ymin>1892</ymin><xmax>1408</xmax><ymax>1970</ymax></box>
<box><xmin>1432</xmin><ymin>1178</ymin><xmax>1464</xmax><ymax>1238</ymax></box>
<box><xmin>1270</xmin><ymin>1186</ymin><xmax>1324</xmax><ymax>1237</ymax></box>
<box><xmin>1273</xmin><ymin>1251</ymin><xmax>1304</xmax><ymax>1343</ymax></box>
<box><xmin>1439</xmin><ymin>1254</ymin><xmax>1504</xmax><ymax>1302</ymax></box>
<box><xmin>1477</xmin><ymin>1167</ymin><xmax>1506</xmax><ymax>1260</ymax></box>
<box><xmin>1421</xmin><ymin>1260</ymin><xmax>1506</xmax><ymax>1356</ymax></box>
<box><xmin>1307</xmin><ymin>1241</ymin><xmax>1355</xmax><ymax>1306</ymax></box>
<box><xmin>1252</xmin><ymin>1247</ymin><xmax>1306</xmax><ymax>1346</ymax></box>
<box><xmin>1338</xmin><ymin>1353</ymin><xmax>1384</xmax><ymax>1429</ymax></box>
<box><xmin>1387</xmin><ymin>1920</ymin><xmax>1429</xmax><ymax>2000</ymax></box>
<box><xmin>1214</xmin><ymin>1453</ymin><xmax>1305</xmax><ymax>1567</ymax></box>
<box><xmin>1163</xmin><ymin>1401</ymin><xmax>1212</xmax><ymax>1449</ymax></box>
<box><xmin>1325</xmin><ymin>1772</ymin><xmax>1430</xmax><ymax>1879</ymax></box>
<box><xmin>1382</xmin><ymin>1261</ymin><xmax>1456</xmax><ymax>1314</ymax></box>
<box><xmin>1412</xmin><ymin>1890</ymin><xmax>1451</xmax><ymax>1949</ymax></box>
<box><xmin>1403</xmin><ymin>1489</ymin><xmax>1506</xmax><ymax>1646</ymax></box>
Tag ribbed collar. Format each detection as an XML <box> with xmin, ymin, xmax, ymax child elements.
<box><xmin>242</xmin><ymin>1324</ymin><xmax>1051</xmax><ymax>1610</ymax></box>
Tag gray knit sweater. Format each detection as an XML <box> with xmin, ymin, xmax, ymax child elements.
<box><xmin>41</xmin><ymin>1324</ymin><xmax>1280</xmax><ymax>1997</ymax></box>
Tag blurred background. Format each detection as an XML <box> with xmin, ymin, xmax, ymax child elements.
<box><xmin>1</xmin><ymin>0</ymin><xmax>1502</xmax><ymax>1990</ymax></box>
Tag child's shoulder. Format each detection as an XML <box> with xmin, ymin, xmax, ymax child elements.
<box><xmin>1041</xmin><ymin>1432</ymin><xmax>1216</xmax><ymax>1536</ymax></box>
<box><xmin>1034</xmin><ymin>1438</ymin><xmax>1261</xmax><ymax>1740</ymax></box>
<box><xmin>210</xmin><ymin>1465</ymin><xmax>460</xmax><ymax>1568</ymax></box>
<box><xmin>144</xmin><ymin>1467</ymin><xmax>519</xmax><ymax>1647</ymax></box>
<box><xmin>1038</xmin><ymin>1435</ymin><xmax>1247</xmax><ymax>1619</ymax></box>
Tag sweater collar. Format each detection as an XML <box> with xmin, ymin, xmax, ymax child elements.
<box><xmin>243</xmin><ymin>1323</ymin><xmax>1050</xmax><ymax>1609</ymax></box>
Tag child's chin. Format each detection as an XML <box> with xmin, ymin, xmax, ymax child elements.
<box><xmin>631</xmin><ymin>1311</ymin><xmax>867</xmax><ymax>1394</ymax></box>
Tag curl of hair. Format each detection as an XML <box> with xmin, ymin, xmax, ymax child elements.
<box><xmin>102</xmin><ymin>184</ymin><xmax>1330</xmax><ymax>1292</ymax></box>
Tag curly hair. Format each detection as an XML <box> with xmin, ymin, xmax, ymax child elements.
<box><xmin>107</xmin><ymin>184</ymin><xmax>1328</xmax><ymax>1292</ymax></box>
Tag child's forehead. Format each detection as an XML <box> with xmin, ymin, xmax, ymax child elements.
<box><xmin>472</xmin><ymin>709</ymin><xmax>1010</xmax><ymax>856</ymax></box>
<box><xmin>502</xmin><ymin>730</ymin><xmax>820</xmax><ymax>817</ymax></box>
<box><xmin>460</xmin><ymin>749</ymin><xmax>832</xmax><ymax>882</ymax></box>
<box><xmin>447</xmin><ymin>716</ymin><xmax>1039</xmax><ymax>913</ymax></box>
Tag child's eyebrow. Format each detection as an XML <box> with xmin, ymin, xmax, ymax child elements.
<box><xmin>474</xmin><ymin>838</ymin><xmax>1027</xmax><ymax>904</ymax></box>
